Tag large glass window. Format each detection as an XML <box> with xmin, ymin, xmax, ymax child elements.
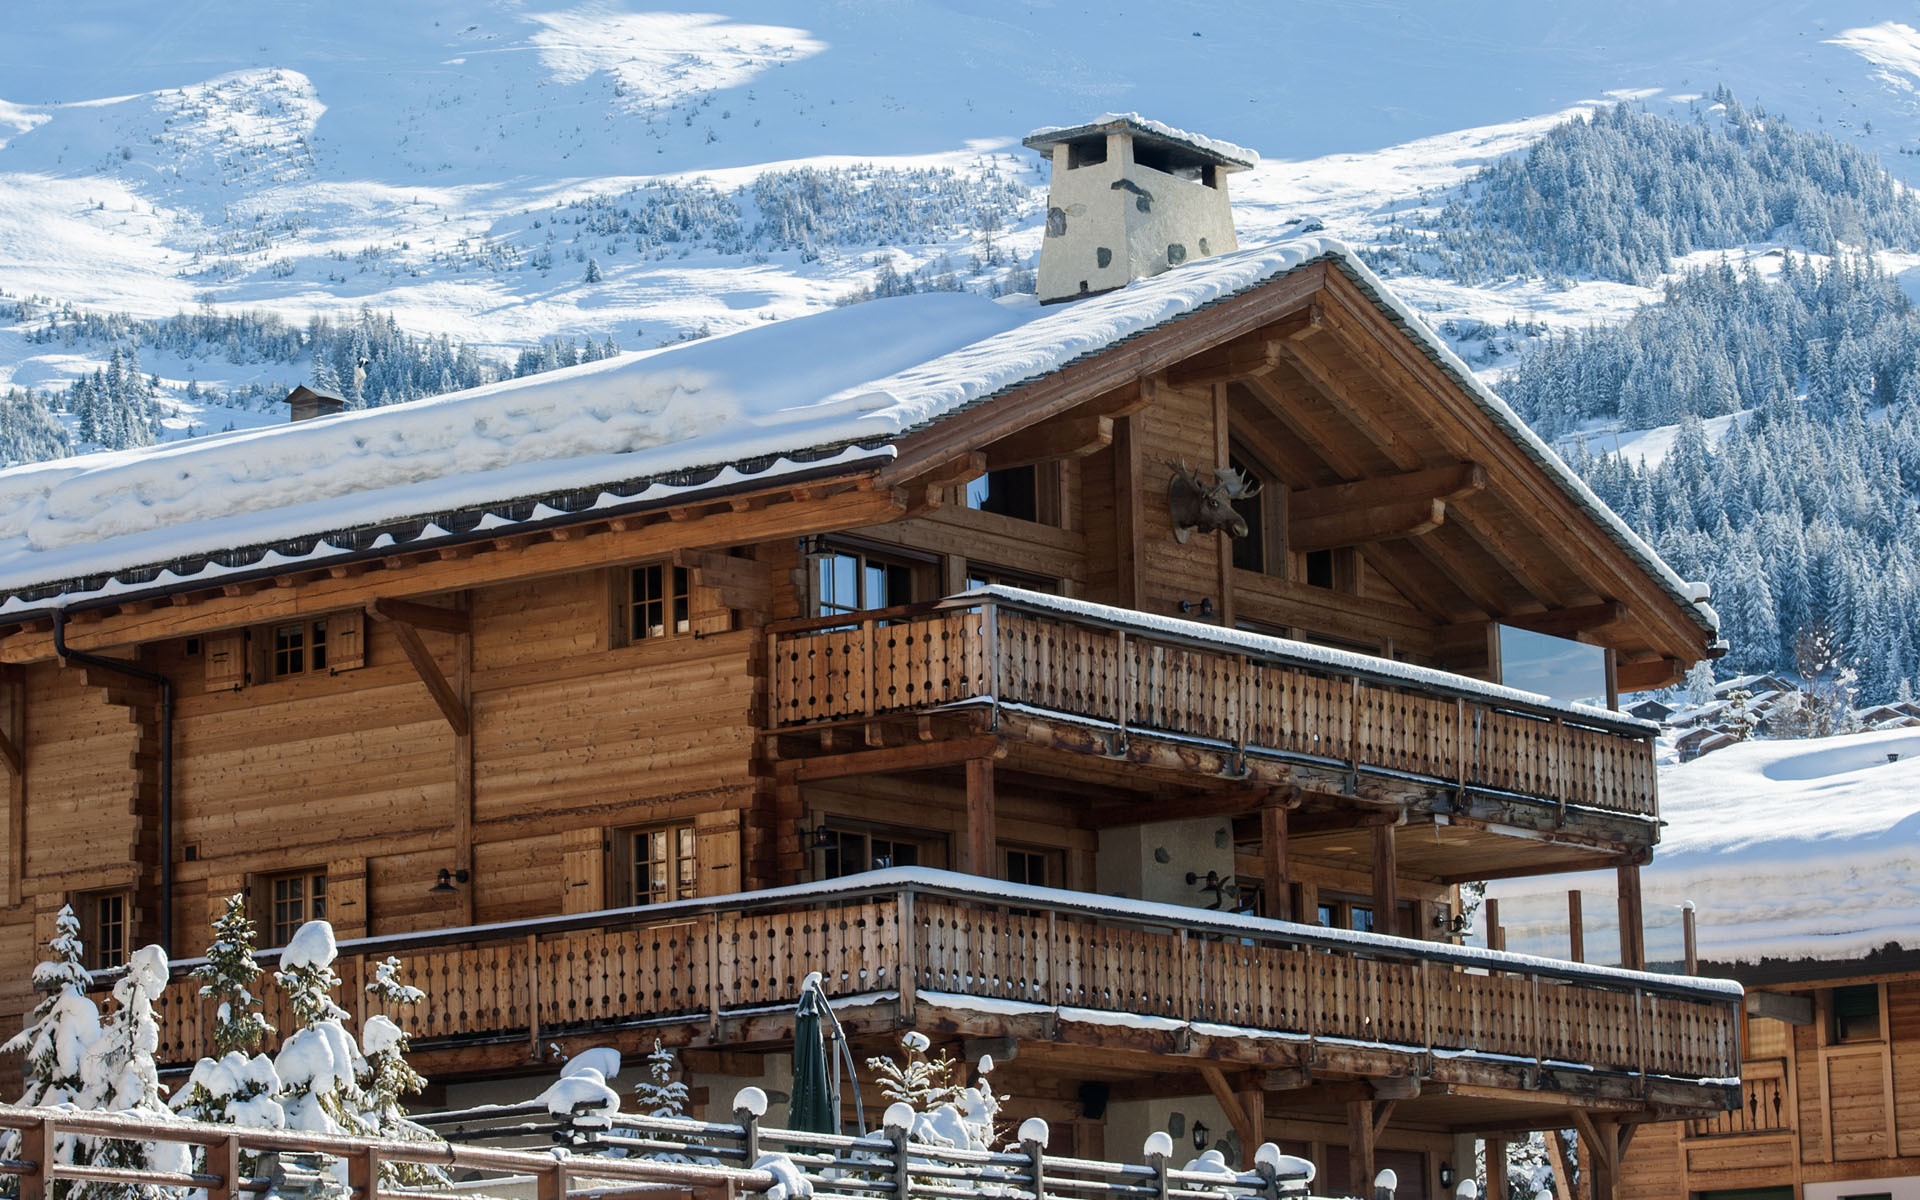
<box><xmin>1497</xmin><ymin>625</ymin><xmax>1609</xmax><ymax>706</ymax></box>
<box><xmin>815</xmin><ymin>550</ymin><xmax>915</xmax><ymax>617</ymax></box>
<box><xmin>817</xmin><ymin>826</ymin><xmax>941</xmax><ymax>879</ymax></box>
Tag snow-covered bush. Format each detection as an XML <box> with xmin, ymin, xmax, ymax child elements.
<box><xmin>866</xmin><ymin>1032</ymin><xmax>963</xmax><ymax>1112</ymax></box>
<box><xmin>272</xmin><ymin>921</ymin><xmax>367</xmax><ymax>1139</ymax></box>
<box><xmin>76</xmin><ymin>945</ymin><xmax>191</xmax><ymax>1200</ymax></box>
<box><xmin>357</xmin><ymin>957</ymin><xmax>442</xmax><ymax>1185</ymax></box>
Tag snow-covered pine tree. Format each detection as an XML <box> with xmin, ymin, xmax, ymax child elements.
<box><xmin>1684</xmin><ymin>661</ymin><xmax>1716</xmax><ymax>708</ymax></box>
<box><xmin>193</xmin><ymin>895</ymin><xmax>271</xmax><ymax>1057</ymax></box>
<box><xmin>2</xmin><ymin>906</ymin><xmax>103</xmax><ymax>1194</ymax></box>
<box><xmin>633</xmin><ymin>1038</ymin><xmax>689</xmax><ymax>1118</ymax></box>
<box><xmin>76</xmin><ymin>945</ymin><xmax>190</xmax><ymax>1200</ymax></box>
<box><xmin>173</xmin><ymin>897</ymin><xmax>284</xmax><ymax>1156</ymax></box>
<box><xmin>272</xmin><ymin>921</ymin><xmax>367</xmax><ymax>1138</ymax></box>
<box><xmin>867</xmin><ymin>1031</ymin><xmax>965</xmax><ymax>1112</ymax></box>
<box><xmin>358</xmin><ymin>957</ymin><xmax>443</xmax><ymax>1186</ymax></box>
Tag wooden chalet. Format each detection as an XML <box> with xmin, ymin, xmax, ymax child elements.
<box><xmin>0</xmin><ymin>116</ymin><xmax>1735</xmax><ymax>1199</ymax></box>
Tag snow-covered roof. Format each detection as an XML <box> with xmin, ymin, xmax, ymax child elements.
<box><xmin>1022</xmin><ymin>112</ymin><xmax>1261</xmax><ymax>169</ymax></box>
<box><xmin>0</xmin><ymin>236</ymin><xmax>1717</xmax><ymax>640</ymax></box>
<box><xmin>1490</xmin><ymin>728</ymin><xmax>1920</xmax><ymax>969</ymax></box>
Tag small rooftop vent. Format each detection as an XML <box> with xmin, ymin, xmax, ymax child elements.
<box><xmin>1023</xmin><ymin>113</ymin><xmax>1257</xmax><ymax>304</ymax></box>
<box><xmin>284</xmin><ymin>384</ymin><xmax>347</xmax><ymax>423</ymax></box>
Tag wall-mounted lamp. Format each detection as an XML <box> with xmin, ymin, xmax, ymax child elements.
<box><xmin>1190</xmin><ymin>1120</ymin><xmax>1210</xmax><ymax>1151</ymax></box>
<box><xmin>1185</xmin><ymin>870</ymin><xmax>1237</xmax><ymax>910</ymax></box>
<box><xmin>1438</xmin><ymin>1163</ymin><xmax>1455</xmax><ymax>1189</ymax></box>
<box><xmin>797</xmin><ymin>821</ymin><xmax>838</xmax><ymax>852</ymax></box>
<box><xmin>1433</xmin><ymin>910</ymin><xmax>1469</xmax><ymax>935</ymax></box>
<box><xmin>798</xmin><ymin>535</ymin><xmax>834</xmax><ymax>563</ymax></box>
<box><xmin>1176</xmin><ymin>597</ymin><xmax>1214</xmax><ymax>618</ymax></box>
<box><xmin>429</xmin><ymin>868</ymin><xmax>470</xmax><ymax>895</ymax></box>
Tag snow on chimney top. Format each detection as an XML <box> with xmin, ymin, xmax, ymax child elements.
<box><xmin>1023</xmin><ymin>113</ymin><xmax>1255</xmax><ymax>304</ymax></box>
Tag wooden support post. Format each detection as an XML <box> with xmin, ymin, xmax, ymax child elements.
<box><xmin>1567</xmin><ymin>889</ymin><xmax>1585</xmax><ymax>963</ymax></box>
<box><xmin>1213</xmin><ymin>383</ymin><xmax>1236</xmax><ymax>628</ymax></box>
<box><xmin>1261</xmin><ymin>802</ymin><xmax>1292</xmax><ymax>921</ymax></box>
<box><xmin>348</xmin><ymin>1145</ymin><xmax>381</xmax><ymax>1200</ymax></box>
<box><xmin>453</xmin><ymin>592</ymin><xmax>475</xmax><ymax>924</ymax></box>
<box><xmin>966</xmin><ymin>756</ymin><xmax>997</xmax><ymax>877</ymax></box>
<box><xmin>1</xmin><ymin>664</ymin><xmax>22</xmax><ymax>909</ymax></box>
<box><xmin>1113</xmin><ymin>413</ymin><xmax>1145</xmax><ymax>609</ymax></box>
<box><xmin>1546</xmin><ymin>1130</ymin><xmax>1576</xmax><ymax>1200</ymax></box>
<box><xmin>1370</xmin><ymin>824</ymin><xmax>1398</xmax><ymax>937</ymax></box>
<box><xmin>1484</xmin><ymin>1136</ymin><xmax>1508</xmax><ymax>1200</ymax></box>
<box><xmin>17</xmin><ymin>1114</ymin><xmax>49</xmax><ymax>1200</ymax></box>
<box><xmin>1200</xmin><ymin>1065</ymin><xmax>1255</xmax><ymax>1162</ymax></box>
<box><xmin>1616</xmin><ymin>864</ymin><xmax>1645</xmax><ymax>970</ymax></box>
<box><xmin>1240</xmin><ymin>1085</ymin><xmax>1265</xmax><ymax>1170</ymax></box>
<box><xmin>1347</xmin><ymin>1100</ymin><xmax>1393</xmax><ymax>1195</ymax></box>
<box><xmin>1569</xmin><ymin>1113</ymin><xmax>1618</xmax><ymax>1200</ymax></box>
<box><xmin>1484</xmin><ymin>898</ymin><xmax>1503</xmax><ymax>953</ymax></box>
<box><xmin>205</xmin><ymin>1132</ymin><xmax>241</xmax><ymax>1200</ymax></box>
<box><xmin>1683</xmin><ymin>902</ymin><xmax>1698</xmax><ymax>975</ymax></box>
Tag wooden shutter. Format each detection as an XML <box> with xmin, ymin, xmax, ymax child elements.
<box><xmin>695</xmin><ymin>810</ymin><xmax>742</xmax><ymax>896</ymax></box>
<box><xmin>327</xmin><ymin>609</ymin><xmax>366</xmax><ymax>672</ymax></box>
<box><xmin>560</xmin><ymin>827</ymin><xmax>606</xmax><ymax>914</ymax></box>
<box><xmin>204</xmin><ymin>631</ymin><xmax>247</xmax><ymax>692</ymax></box>
<box><xmin>325</xmin><ymin>858</ymin><xmax>367</xmax><ymax>938</ymax></box>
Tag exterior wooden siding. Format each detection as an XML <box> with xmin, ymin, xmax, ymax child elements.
<box><xmin>1626</xmin><ymin>974</ymin><xmax>1920</xmax><ymax>1197</ymax></box>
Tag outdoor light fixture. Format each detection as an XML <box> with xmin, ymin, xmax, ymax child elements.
<box><xmin>1433</xmin><ymin>910</ymin><xmax>1469</xmax><ymax>935</ymax></box>
<box><xmin>1190</xmin><ymin>1121</ymin><xmax>1210</xmax><ymax>1151</ymax></box>
<box><xmin>1186</xmin><ymin>871</ymin><xmax>1236</xmax><ymax>910</ymax></box>
<box><xmin>1438</xmin><ymin>1163</ymin><xmax>1455</xmax><ymax>1189</ymax></box>
<box><xmin>1176</xmin><ymin>597</ymin><xmax>1214</xmax><ymax>618</ymax></box>
<box><xmin>800</xmin><ymin>823</ymin><xmax>838</xmax><ymax>852</ymax></box>
<box><xmin>429</xmin><ymin>868</ymin><xmax>470</xmax><ymax>894</ymax></box>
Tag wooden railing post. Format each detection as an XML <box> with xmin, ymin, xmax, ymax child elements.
<box><xmin>527</xmin><ymin>933</ymin><xmax>542</xmax><ymax>1059</ymax></box>
<box><xmin>862</xmin><ymin>618</ymin><xmax>878</xmax><ymax>717</ymax></box>
<box><xmin>538</xmin><ymin>1151</ymin><xmax>567</xmax><ymax>1200</ymax></box>
<box><xmin>1115</xmin><ymin>629</ymin><xmax>1131</xmax><ymax>747</ymax></box>
<box><xmin>984</xmin><ymin>601</ymin><xmax>1002</xmax><ymax>730</ymax></box>
<box><xmin>898</xmin><ymin>890</ymin><xmax>918</xmax><ymax>1024</ymax></box>
<box><xmin>205</xmin><ymin>1132</ymin><xmax>241</xmax><ymax>1200</ymax></box>
<box><xmin>348</xmin><ymin>1144</ymin><xmax>380</xmax><ymax>1200</ymax></box>
<box><xmin>707</xmin><ymin>912</ymin><xmax>724</xmax><ymax>1038</ymax></box>
<box><xmin>17</xmin><ymin>1114</ymin><xmax>50</xmax><ymax>1200</ymax></box>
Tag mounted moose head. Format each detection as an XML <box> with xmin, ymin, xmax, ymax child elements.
<box><xmin>1167</xmin><ymin>460</ymin><xmax>1262</xmax><ymax>544</ymax></box>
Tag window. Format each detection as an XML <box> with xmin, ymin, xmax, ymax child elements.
<box><xmin>965</xmin><ymin>565</ymin><xmax>1058</xmax><ymax>595</ymax></box>
<box><xmin>76</xmin><ymin>890</ymin><xmax>130</xmax><ymax>971</ymax></box>
<box><xmin>1003</xmin><ymin>847</ymin><xmax>1064</xmax><ymax>888</ymax></box>
<box><xmin>615</xmin><ymin>824</ymin><xmax>698</xmax><ymax>906</ymax></box>
<box><xmin>815</xmin><ymin>549</ymin><xmax>917</xmax><ymax>618</ymax></box>
<box><xmin>265</xmin><ymin>869</ymin><xmax>327</xmax><ymax>947</ymax></box>
<box><xmin>1228</xmin><ymin>452</ymin><xmax>1268</xmax><ymax>573</ymax></box>
<box><xmin>816</xmin><ymin>825</ymin><xmax>943</xmax><ymax>879</ymax></box>
<box><xmin>272</xmin><ymin>620</ymin><xmax>329</xmax><ymax>678</ymax></box>
<box><xmin>629</xmin><ymin>564</ymin><xmax>692</xmax><ymax>641</ymax></box>
<box><xmin>965</xmin><ymin>463</ymin><xmax>1063</xmax><ymax>525</ymax></box>
<box><xmin>1834</xmin><ymin>984</ymin><xmax>1882</xmax><ymax>1043</ymax></box>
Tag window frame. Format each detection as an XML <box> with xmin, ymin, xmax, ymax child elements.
<box><xmin>612</xmin><ymin>822</ymin><xmax>699</xmax><ymax>907</ymax></box>
<box><xmin>963</xmin><ymin>462</ymin><xmax>1063</xmax><ymax>526</ymax></box>
<box><xmin>812</xmin><ymin>820</ymin><xmax>947</xmax><ymax>880</ymax></box>
<box><xmin>1000</xmin><ymin>844</ymin><xmax>1065</xmax><ymax>889</ymax></box>
<box><xmin>624</xmin><ymin>562</ymin><xmax>693</xmax><ymax>643</ymax></box>
<box><xmin>811</xmin><ymin>545</ymin><xmax>928</xmax><ymax>618</ymax></box>
<box><xmin>75</xmin><ymin>888</ymin><xmax>131</xmax><ymax>972</ymax></box>
<box><xmin>260</xmin><ymin>867</ymin><xmax>328</xmax><ymax>948</ymax></box>
<box><xmin>270</xmin><ymin>618</ymin><xmax>331</xmax><ymax>679</ymax></box>
<box><xmin>1832</xmin><ymin>983</ymin><xmax>1883</xmax><ymax>1044</ymax></box>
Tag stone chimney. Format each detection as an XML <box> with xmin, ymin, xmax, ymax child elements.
<box><xmin>284</xmin><ymin>384</ymin><xmax>347</xmax><ymax>423</ymax></box>
<box><xmin>1023</xmin><ymin>114</ymin><xmax>1257</xmax><ymax>304</ymax></box>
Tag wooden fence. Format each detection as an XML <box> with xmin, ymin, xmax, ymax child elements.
<box><xmin>767</xmin><ymin>594</ymin><xmax>1658</xmax><ymax>818</ymax></box>
<box><xmin>117</xmin><ymin>875</ymin><xmax>1738</xmax><ymax>1084</ymax></box>
<box><xmin>1686</xmin><ymin>1058</ymin><xmax>1790</xmax><ymax>1138</ymax></box>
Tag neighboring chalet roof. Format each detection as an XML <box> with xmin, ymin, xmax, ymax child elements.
<box><xmin>1021</xmin><ymin>112</ymin><xmax>1261</xmax><ymax>169</ymax></box>
<box><xmin>1491</xmin><ymin>727</ymin><xmax>1920</xmax><ymax>970</ymax></box>
<box><xmin>0</xmin><ymin>237</ymin><xmax>1717</xmax><ymax>657</ymax></box>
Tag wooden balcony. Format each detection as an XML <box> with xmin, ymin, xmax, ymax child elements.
<box><xmin>126</xmin><ymin>872</ymin><xmax>1738</xmax><ymax>1113</ymax></box>
<box><xmin>767</xmin><ymin>590</ymin><xmax>1659</xmax><ymax>823</ymax></box>
<box><xmin>1687</xmin><ymin>1058</ymin><xmax>1790</xmax><ymax>1138</ymax></box>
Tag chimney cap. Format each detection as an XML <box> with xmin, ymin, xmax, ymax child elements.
<box><xmin>1023</xmin><ymin>112</ymin><xmax>1258</xmax><ymax>170</ymax></box>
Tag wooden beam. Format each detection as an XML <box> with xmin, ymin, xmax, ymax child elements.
<box><xmin>1290</xmin><ymin>463</ymin><xmax>1486</xmax><ymax>523</ymax></box>
<box><xmin>1484</xmin><ymin>1137</ymin><xmax>1508</xmax><ymax>1200</ymax></box>
<box><xmin>1241</xmin><ymin>372</ymin><xmax>1376</xmax><ymax>481</ymax></box>
<box><xmin>366</xmin><ymin>605</ymin><xmax>470</xmax><ymax>737</ymax></box>
<box><xmin>1292</xmin><ymin>497</ymin><xmax>1447</xmax><ymax>555</ymax></box>
<box><xmin>1274</xmin><ymin>341</ymin><xmax>1424</xmax><ymax>473</ymax></box>
<box><xmin>0</xmin><ymin>725</ymin><xmax>19</xmax><ymax>777</ymax></box>
<box><xmin>1371</xmin><ymin>823</ymin><xmax>1399</xmax><ymax>937</ymax></box>
<box><xmin>1568</xmin><ymin>889</ymin><xmax>1585</xmax><ymax>963</ymax></box>
<box><xmin>1199</xmin><ymin>1065</ymin><xmax>1254</xmax><ymax>1152</ymax></box>
<box><xmin>1616</xmin><ymin>863</ymin><xmax>1645</xmax><ymax>970</ymax></box>
<box><xmin>779</xmin><ymin>735</ymin><xmax>1004</xmax><ymax>782</ymax></box>
<box><xmin>966</xmin><ymin>756</ymin><xmax>997</xmax><ymax>877</ymax></box>
<box><xmin>370</xmin><ymin>597</ymin><xmax>470</xmax><ymax>635</ymax></box>
<box><xmin>1113</xmin><ymin>412</ymin><xmax>1145</xmax><ymax>609</ymax></box>
<box><xmin>984</xmin><ymin>414</ymin><xmax>1113</xmax><ymax>472</ymax></box>
<box><xmin>1260</xmin><ymin>802</ymin><xmax>1292</xmax><ymax>921</ymax></box>
<box><xmin>1546</xmin><ymin>1129</ymin><xmax>1579</xmax><ymax>1200</ymax></box>
<box><xmin>1500</xmin><ymin>601</ymin><xmax>1629</xmax><ymax>641</ymax></box>
<box><xmin>1615</xmin><ymin>656</ymin><xmax>1683</xmax><ymax>693</ymax></box>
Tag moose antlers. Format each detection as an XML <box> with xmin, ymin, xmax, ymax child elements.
<box><xmin>1167</xmin><ymin>459</ymin><xmax>1261</xmax><ymax>544</ymax></box>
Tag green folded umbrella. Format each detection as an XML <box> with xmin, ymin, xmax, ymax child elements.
<box><xmin>789</xmin><ymin>983</ymin><xmax>839</xmax><ymax>1133</ymax></box>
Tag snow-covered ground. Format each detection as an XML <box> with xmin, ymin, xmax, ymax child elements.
<box><xmin>1491</xmin><ymin>727</ymin><xmax>1920</xmax><ymax>968</ymax></box>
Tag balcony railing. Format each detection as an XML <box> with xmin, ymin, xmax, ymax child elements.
<box><xmin>1687</xmin><ymin>1058</ymin><xmax>1791</xmax><ymax>1137</ymax></box>
<box><xmin>123</xmin><ymin>870</ymin><xmax>1737</xmax><ymax>1086</ymax></box>
<box><xmin>768</xmin><ymin>588</ymin><xmax>1658</xmax><ymax>818</ymax></box>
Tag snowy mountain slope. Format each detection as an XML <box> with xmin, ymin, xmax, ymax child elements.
<box><xmin>1490</xmin><ymin>728</ymin><xmax>1920</xmax><ymax>967</ymax></box>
